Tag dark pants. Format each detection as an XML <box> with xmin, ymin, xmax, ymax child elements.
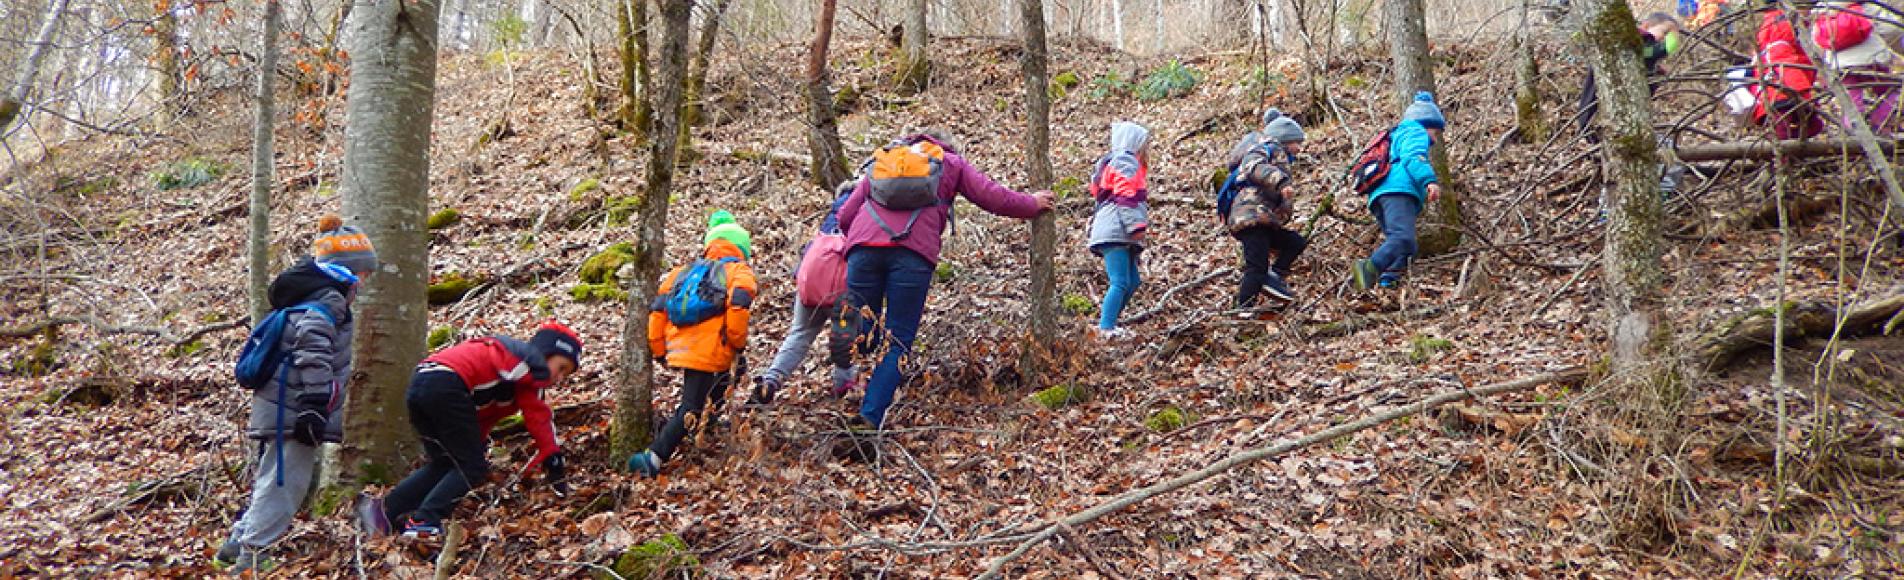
<box><xmin>649</xmin><ymin>369</ymin><xmax>730</xmax><ymax>462</ymax></box>
<box><xmin>383</xmin><ymin>370</ymin><xmax>487</xmax><ymax>526</ymax></box>
<box><xmin>844</xmin><ymin>246</ymin><xmax>935</xmax><ymax>428</ymax></box>
<box><xmin>1369</xmin><ymin>194</ymin><xmax>1422</xmax><ymax>281</ymax></box>
<box><xmin>1233</xmin><ymin>225</ymin><xmax>1307</xmax><ymax>307</ymax></box>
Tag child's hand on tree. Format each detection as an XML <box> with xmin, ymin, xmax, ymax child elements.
<box><xmin>1426</xmin><ymin>183</ymin><xmax>1442</xmax><ymax>203</ymax></box>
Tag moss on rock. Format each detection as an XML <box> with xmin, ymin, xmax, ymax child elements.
<box><xmin>1145</xmin><ymin>406</ymin><xmax>1192</xmax><ymax>433</ymax></box>
<box><xmin>568</xmin><ymin>177</ymin><xmax>602</xmax><ymax>202</ymax></box>
<box><xmin>1030</xmin><ymin>384</ymin><xmax>1087</xmax><ymax>410</ymax></box>
<box><xmin>569</xmin><ymin>282</ymin><xmax>627</xmax><ymax>303</ymax></box>
<box><xmin>1407</xmin><ymin>334</ymin><xmax>1455</xmax><ymax>364</ymax></box>
<box><xmin>579</xmin><ymin>243</ymin><xmax>636</xmax><ymax>285</ymax></box>
<box><xmin>602</xmin><ymin>534</ymin><xmax>698</xmax><ymax>580</ymax></box>
<box><xmin>427</xmin><ymin>326</ymin><xmax>458</xmax><ymax>350</ymax></box>
<box><xmin>427</xmin><ymin>208</ymin><xmax>462</xmax><ymax>230</ymax></box>
<box><xmin>426</xmin><ymin>273</ymin><xmax>480</xmax><ymax>306</ymax></box>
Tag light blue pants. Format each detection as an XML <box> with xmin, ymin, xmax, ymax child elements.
<box><xmin>763</xmin><ymin>300</ymin><xmax>856</xmax><ymax>387</ymax></box>
<box><xmin>227</xmin><ymin>439</ymin><xmax>318</xmax><ymax>549</ymax></box>
<box><xmin>1099</xmin><ymin>245</ymin><xmax>1140</xmax><ymax>330</ymax></box>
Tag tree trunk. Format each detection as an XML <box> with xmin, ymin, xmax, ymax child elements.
<box><xmin>895</xmin><ymin>0</ymin><xmax>930</xmax><ymax>93</ymax></box>
<box><xmin>611</xmin><ymin>0</ymin><xmax>693</xmax><ymax>462</ymax></box>
<box><xmin>680</xmin><ymin>0</ymin><xmax>732</xmax><ymax>133</ymax></box>
<box><xmin>1513</xmin><ymin>1</ymin><xmax>1545</xmax><ymax>143</ymax></box>
<box><xmin>1578</xmin><ymin>0</ymin><xmax>1672</xmax><ymax>406</ymax></box>
<box><xmin>618</xmin><ymin>0</ymin><xmax>653</xmax><ymax>137</ymax></box>
<box><xmin>1384</xmin><ymin>0</ymin><xmax>1463</xmax><ymax>256</ymax></box>
<box><xmin>154</xmin><ymin>2</ymin><xmax>180</xmax><ymax>128</ymax></box>
<box><xmin>803</xmin><ymin>0</ymin><xmax>853</xmax><ymax>190</ymax></box>
<box><xmin>1111</xmin><ymin>0</ymin><xmax>1125</xmax><ymax>50</ymax></box>
<box><xmin>1019</xmin><ymin>0</ymin><xmax>1057</xmax><ymax>384</ymax></box>
<box><xmin>249</xmin><ymin>0</ymin><xmax>282</xmax><ymax>326</ymax></box>
<box><xmin>1</xmin><ymin>0</ymin><xmax>72</xmax><ymax>133</ymax></box>
<box><xmin>339</xmin><ymin>0</ymin><xmax>441</xmax><ymax>483</ymax></box>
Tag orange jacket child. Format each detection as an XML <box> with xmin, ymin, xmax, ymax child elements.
<box><xmin>630</xmin><ymin>211</ymin><xmax>757</xmax><ymax>477</ymax></box>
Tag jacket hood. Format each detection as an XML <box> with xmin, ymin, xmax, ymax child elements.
<box><xmin>1108</xmin><ymin>122</ymin><xmax>1151</xmax><ymax>155</ymax></box>
<box><xmin>268</xmin><ymin>259</ymin><xmax>355</xmax><ymax>311</ymax></box>
<box><xmin>703</xmin><ymin>237</ymin><xmax>748</xmax><ymax>261</ymax></box>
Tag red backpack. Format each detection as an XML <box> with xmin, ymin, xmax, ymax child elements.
<box><xmin>795</xmin><ymin>232</ymin><xmax>850</xmax><ymax>307</ymax></box>
<box><xmin>1348</xmin><ymin>128</ymin><xmax>1395</xmax><ymax>196</ymax></box>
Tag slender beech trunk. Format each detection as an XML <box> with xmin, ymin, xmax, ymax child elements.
<box><xmin>249</xmin><ymin>0</ymin><xmax>282</xmax><ymax>326</ymax></box>
<box><xmin>681</xmin><ymin>0</ymin><xmax>732</xmax><ymax>133</ymax></box>
<box><xmin>1514</xmin><ymin>0</ymin><xmax>1545</xmax><ymax>143</ymax></box>
<box><xmin>1020</xmin><ymin>0</ymin><xmax>1057</xmax><ymax>384</ymax></box>
<box><xmin>612</xmin><ymin>0</ymin><xmax>693</xmax><ymax>462</ymax></box>
<box><xmin>803</xmin><ymin>0</ymin><xmax>852</xmax><ymax>190</ymax></box>
<box><xmin>895</xmin><ymin>0</ymin><xmax>930</xmax><ymax>93</ymax></box>
<box><xmin>1111</xmin><ymin>0</ymin><xmax>1125</xmax><ymax>50</ymax></box>
<box><xmin>340</xmin><ymin>0</ymin><xmax>441</xmax><ymax>483</ymax></box>
<box><xmin>1384</xmin><ymin>0</ymin><xmax>1463</xmax><ymax>256</ymax></box>
<box><xmin>618</xmin><ymin>0</ymin><xmax>653</xmax><ymax>136</ymax></box>
<box><xmin>154</xmin><ymin>3</ymin><xmax>180</xmax><ymax>128</ymax></box>
<box><xmin>1</xmin><ymin>0</ymin><xmax>72</xmax><ymax>133</ymax></box>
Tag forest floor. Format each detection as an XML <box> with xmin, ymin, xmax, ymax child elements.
<box><xmin>2</xmin><ymin>34</ymin><xmax>1903</xmax><ymax>577</ymax></box>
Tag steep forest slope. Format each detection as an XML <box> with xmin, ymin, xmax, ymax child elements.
<box><xmin>2</xmin><ymin>34</ymin><xmax>1902</xmax><ymax>577</ymax></box>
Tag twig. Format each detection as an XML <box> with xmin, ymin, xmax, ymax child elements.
<box><xmin>538</xmin><ymin>559</ymin><xmax>626</xmax><ymax>580</ymax></box>
<box><xmin>1151</xmin><ymin>412</ymin><xmax>1280</xmax><ymax>446</ymax></box>
<box><xmin>1529</xmin><ymin>263</ymin><xmax>1597</xmax><ymax>317</ymax></box>
<box><xmin>0</xmin><ymin>314</ymin><xmax>247</xmax><ymax>344</ymax></box>
<box><xmin>976</xmin><ymin>368</ymin><xmax>1589</xmax><ymax>579</ymax></box>
<box><xmin>434</xmin><ymin>521</ymin><xmax>466</xmax><ymax>580</ymax></box>
<box><xmin>1123</xmin><ymin>267</ymin><xmax>1234</xmax><ymax>325</ymax></box>
<box><xmin>1057</xmin><ymin>522</ymin><xmax>1125</xmax><ymax>580</ymax></box>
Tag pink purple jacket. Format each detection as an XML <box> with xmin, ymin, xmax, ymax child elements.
<box><xmin>838</xmin><ymin>135</ymin><xmax>1044</xmax><ymax>264</ymax></box>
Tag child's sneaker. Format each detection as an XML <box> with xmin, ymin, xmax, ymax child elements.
<box><xmin>355</xmin><ymin>493</ymin><xmax>391</xmax><ymax>538</ymax></box>
<box><xmin>1092</xmin><ymin>327</ymin><xmax>1133</xmax><ymax>341</ymax></box>
<box><xmin>1377</xmin><ymin>274</ymin><xmax>1400</xmax><ymax>289</ymax></box>
<box><xmin>400</xmin><ymin>517</ymin><xmax>442</xmax><ymax>541</ymax></box>
<box><xmin>1351</xmin><ymin>259</ymin><xmax>1380</xmax><ymax>291</ymax></box>
<box><xmin>827</xmin><ymin>377</ymin><xmax>861</xmax><ymax>398</ymax></box>
<box><xmin>626</xmin><ymin>450</ymin><xmax>661</xmax><ymax>478</ymax></box>
<box><xmin>218</xmin><ymin>548</ymin><xmax>273</xmax><ymax>574</ymax></box>
<box><xmin>1262</xmin><ymin>273</ymin><xmax>1296</xmax><ymax>303</ymax></box>
<box><xmin>212</xmin><ymin>541</ymin><xmax>241</xmax><ymax>568</ymax></box>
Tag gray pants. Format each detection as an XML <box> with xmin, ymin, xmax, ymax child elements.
<box><xmin>763</xmin><ymin>301</ymin><xmax>856</xmax><ymax>387</ymax></box>
<box><xmin>227</xmin><ymin>438</ymin><xmax>317</xmax><ymax>549</ymax></box>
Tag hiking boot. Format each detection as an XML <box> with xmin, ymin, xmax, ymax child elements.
<box><xmin>356</xmin><ymin>493</ymin><xmax>391</xmax><ymax>538</ymax></box>
<box><xmin>832</xmin><ymin>416</ymin><xmax>880</xmax><ymax>463</ymax></box>
<box><xmin>626</xmin><ymin>450</ymin><xmax>661</xmax><ymax>478</ymax></box>
<box><xmin>1262</xmin><ymin>272</ymin><xmax>1295</xmax><ymax>303</ymax></box>
<box><xmin>400</xmin><ymin>517</ymin><xmax>442</xmax><ymax>542</ymax></box>
<box><xmin>220</xmin><ymin>548</ymin><xmax>273</xmax><ymax>575</ymax></box>
<box><xmin>747</xmin><ymin>376</ymin><xmax>781</xmax><ymax>405</ymax></box>
<box><xmin>213</xmin><ymin>541</ymin><xmax>241</xmax><ymax>568</ymax></box>
<box><xmin>1351</xmin><ymin>259</ymin><xmax>1380</xmax><ymax>291</ymax></box>
<box><xmin>1377</xmin><ymin>274</ymin><xmax>1401</xmax><ymax>289</ymax></box>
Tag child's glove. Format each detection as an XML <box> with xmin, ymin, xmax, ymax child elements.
<box><xmin>290</xmin><ymin>410</ymin><xmax>328</xmax><ymax>446</ymax></box>
<box><xmin>541</xmin><ymin>451</ymin><xmax>569</xmax><ymax>496</ymax></box>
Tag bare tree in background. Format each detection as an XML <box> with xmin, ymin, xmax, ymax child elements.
<box><xmin>1384</xmin><ymin>0</ymin><xmax>1463</xmax><ymax>256</ymax></box>
<box><xmin>803</xmin><ymin>0</ymin><xmax>853</xmax><ymax>190</ymax></box>
<box><xmin>154</xmin><ymin>1</ymin><xmax>180</xmax><ymax>128</ymax></box>
<box><xmin>612</xmin><ymin>0</ymin><xmax>694</xmax><ymax>462</ymax></box>
<box><xmin>681</xmin><ymin>0</ymin><xmax>734</xmax><ymax>132</ymax></box>
<box><xmin>1513</xmin><ymin>0</ymin><xmax>1544</xmax><ymax>143</ymax></box>
<box><xmin>248</xmin><ymin>0</ymin><xmax>282</xmax><ymax>326</ymax></box>
<box><xmin>1020</xmin><ymin>0</ymin><xmax>1058</xmax><ymax>383</ymax></box>
<box><xmin>618</xmin><ymin>0</ymin><xmax>653</xmax><ymax>136</ymax></box>
<box><xmin>895</xmin><ymin>0</ymin><xmax>930</xmax><ymax>93</ymax></box>
<box><xmin>0</xmin><ymin>0</ymin><xmax>71</xmax><ymax>133</ymax></box>
<box><xmin>340</xmin><ymin>0</ymin><xmax>441</xmax><ymax>482</ymax></box>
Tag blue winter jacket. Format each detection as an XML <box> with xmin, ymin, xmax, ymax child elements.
<box><xmin>1367</xmin><ymin>119</ymin><xmax>1438</xmax><ymax>207</ymax></box>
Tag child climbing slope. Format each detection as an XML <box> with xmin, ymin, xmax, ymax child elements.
<box><xmin>1087</xmin><ymin>122</ymin><xmax>1152</xmax><ymax>338</ymax></box>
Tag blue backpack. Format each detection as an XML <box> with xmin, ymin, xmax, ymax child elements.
<box><xmin>234</xmin><ymin>303</ymin><xmax>334</xmax><ymax>390</ymax></box>
<box><xmin>664</xmin><ymin>257</ymin><xmax>737</xmax><ymax>326</ymax></box>
<box><xmin>1215</xmin><ymin>140</ymin><xmax>1282</xmax><ymax>218</ymax></box>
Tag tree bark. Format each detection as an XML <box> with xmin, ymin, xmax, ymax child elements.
<box><xmin>1513</xmin><ymin>1</ymin><xmax>1545</xmax><ymax>143</ymax></box>
<box><xmin>617</xmin><ymin>0</ymin><xmax>653</xmax><ymax>137</ymax></box>
<box><xmin>1019</xmin><ymin>0</ymin><xmax>1057</xmax><ymax>384</ymax></box>
<box><xmin>1111</xmin><ymin>0</ymin><xmax>1125</xmax><ymax>50</ymax></box>
<box><xmin>0</xmin><ymin>0</ymin><xmax>71</xmax><ymax>133</ymax></box>
<box><xmin>1578</xmin><ymin>0</ymin><xmax>1673</xmax><ymax>409</ymax></box>
<box><xmin>803</xmin><ymin>0</ymin><xmax>853</xmax><ymax>190</ymax></box>
<box><xmin>154</xmin><ymin>2</ymin><xmax>181</xmax><ymax>128</ymax></box>
<box><xmin>681</xmin><ymin>0</ymin><xmax>732</xmax><ymax>131</ymax></box>
<box><xmin>612</xmin><ymin>0</ymin><xmax>693</xmax><ymax>462</ymax></box>
<box><xmin>1384</xmin><ymin>0</ymin><xmax>1463</xmax><ymax>256</ymax></box>
<box><xmin>895</xmin><ymin>0</ymin><xmax>931</xmax><ymax>93</ymax></box>
<box><xmin>340</xmin><ymin>0</ymin><xmax>441</xmax><ymax>483</ymax></box>
<box><xmin>249</xmin><ymin>0</ymin><xmax>282</xmax><ymax>326</ymax></box>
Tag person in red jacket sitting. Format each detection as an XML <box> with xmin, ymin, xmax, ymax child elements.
<box><xmin>362</xmin><ymin>321</ymin><xmax>583</xmax><ymax>540</ymax></box>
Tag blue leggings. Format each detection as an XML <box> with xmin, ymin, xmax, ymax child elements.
<box><xmin>1099</xmin><ymin>245</ymin><xmax>1140</xmax><ymax>330</ymax></box>
<box><xmin>1369</xmin><ymin>194</ymin><xmax>1422</xmax><ymax>281</ymax></box>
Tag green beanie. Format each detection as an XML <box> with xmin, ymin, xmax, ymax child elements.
<box><xmin>703</xmin><ymin>209</ymin><xmax>752</xmax><ymax>259</ymax></box>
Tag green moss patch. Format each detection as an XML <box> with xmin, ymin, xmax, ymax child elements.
<box><xmin>569</xmin><ymin>283</ymin><xmax>627</xmax><ymax>303</ymax></box>
<box><xmin>426</xmin><ymin>273</ymin><xmax>481</xmax><ymax>306</ymax></box>
<box><xmin>605</xmin><ymin>196</ymin><xmax>640</xmax><ymax>226</ymax></box>
<box><xmin>427</xmin><ymin>326</ymin><xmax>458</xmax><ymax>350</ymax></box>
<box><xmin>427</xmin><ymin>208</ymin><xmax>462</xmax><ymax>230</ymax></box>
<box><xmin>1407</xmin><ymin>334</ymin><xmax>1455</xmax><ymax>364</ymax></box>
<box><xmin>1145</xmin><ymin>406</ymin><xmax>1192</xmax><ymax>433</ymax></box>
<box><xmin>603</xmin><ymin>534</ymin><xmax>698</xmax><ymax>580</ymax></box>
<box><xmin>1061</xmin><ymin>293</ymin><xmax>1095</xmax><ymax>317</ymax></box>
<box><xmin>152</xmin><ymin>157</ymin><xmax>228</xmax><ymax>191</ymax></box>
<box><xmin>568</xmin><ymin>177</ymin><xmax>602</xmax><ymax>201</ymax></box>
<box><xmin>1030</xmin><ymin>384</ymin><xmax>1087</xmax><ymax>410</ymax></box>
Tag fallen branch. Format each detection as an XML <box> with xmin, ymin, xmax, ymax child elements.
<box><xmin>434</xmin><ymin>521</ymin><xmax>467</xmax><ymax>580</ymax></box>
<box><xmin>1123</xmin><ymin>268</ymin><xmax>1234</xmax><ymax>325</ymax></box>
<box><xmin>1672</xmin><ymin>138</ymin><xmax>1896</xmax><ymax>162</ymax></box>
<box><xmin>80</xmin><ymin>465</ymin><xmax>213</xmax><ymax>524</ymax></box>
<box><xmin>1693</xmin><ymin>292</ymin><xmax>1904</xmax><ymax>370</ymax></box>
<box><xmin>1302</xmin><ymin>302</ymin><xmax>1461</xmax><ymax>339</ymax></box>
<box><xmin>975</xmin><ymin>368</ymin><xmax>1588</xmax><ymax>579</ymax></box>
<box><xmin>0</xmin><ymin>315</ymin><xmax>247</xmax><ymax>345</ymax></box>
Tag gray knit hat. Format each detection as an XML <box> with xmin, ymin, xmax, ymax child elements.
<box><xmin>312</xmin><ymin>214</ymin><xmax>379</xmax><ymax>276</ymax></box>
<box><xmin>1261</xmin><ymin>108</ymin><xmax>1306</xmax><ymax>143</ymax></box>
<box><xmin>1401</xmin><ymin>91</ymin><xmax>1446</xmax><ymax>129</ymax></box>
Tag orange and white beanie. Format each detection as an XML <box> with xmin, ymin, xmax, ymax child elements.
<box><xmin>312</xmin><ymin>214</ymin><xmax>379</xmax><ymax>276</ymax></box>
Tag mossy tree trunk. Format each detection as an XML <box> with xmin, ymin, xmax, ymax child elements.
<box><xmin>894</xmin><ymin>0</ymin><xmax>930</xmax><ymax>93</ymax></box>
<box><xmin>802</xmin><ymin>0</ymin><xmax>853</xmax><ymax>190</ymax></box>
<box><xmin>154</xmin><ymin>2</ymin><xmax>180</xmax><ymax>128</ymax></box>
<box><xmin>1</xmin><ymin>0</ymin><xmax>71</xmax><ymax>134</ymax></box>
<box><xmin>1513</xmin><ymin>1</ymin><xmax>1545</xmax><ymax>144</ymax></box>
<box><xmin>1019</xmin><ymin>0</ymin><xmax>1058</xmax><ymax>385</ymax></box>
<box><xmin>248</xmin><ymin>0</ymin><xmax>282</xmax><ymax>326</ymax></box>
<box><xmin>618</xmin><ymin>0</ymin><xmax>653</xmax><ymax>137</ymax></box>
<box><xmin>612</xmin><ymin>0</ymin><xmax>692</xmax><ymax>462</ymax></box>
<box><xmin>681</xmin><ymin>0</ymin><xmax>731</xmax><ymax>132</ymax></box>
<box><xmin>339</xmin><ymin>0</ymin><xmax>440</xmax><ymax>483</ymax></box>
<box><xmin>1384</xmin><ymin>0</ymin><xmax>1463</xmax><ymax>256</ymax></box>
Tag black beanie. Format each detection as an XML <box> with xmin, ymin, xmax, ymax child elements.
<box><xmin>530</xmin><ymin>321</ymin><xmax>584</xmax><ymax>367</ymax></box>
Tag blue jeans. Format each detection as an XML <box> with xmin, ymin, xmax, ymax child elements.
<box><xmin>844</xmin><ymin>246</ymin><xmax>935</xmax><ymax>427</ymax></box>
<box><xmin>1098</xmin><ymin>245</ymin><xmax>1140</xmax><ymax>330</ymax></box>
<box><xmin>1369</xmin><ymin>193</ymin><xmax>1422</xmax><ymax>281</ymax></box>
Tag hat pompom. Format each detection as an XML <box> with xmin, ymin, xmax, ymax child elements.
<box><xmin>318</xmin><ymin>214</ymin><xmax>343</xmax><ymax>233</ymax></box>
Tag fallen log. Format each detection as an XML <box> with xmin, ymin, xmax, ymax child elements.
<box><xmin>1673</xmin><ymin>138</ymin><xmax>1897</xmax><ymax>162</ymax></box>
<box><xmin>1693</xmin><ymin>292</ymin><xmax>1904</xmax><ymax>371</ymax></box>
<box><xmin>0</xmin><ymin>315</ymin><xmax>247</xmax><ymax>345</ymax></box>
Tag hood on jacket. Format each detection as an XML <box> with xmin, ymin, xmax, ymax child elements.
<box><xmin>1108</xmin><ymin>122</ymin><xmax>1151</xmax><ymax>155</ymax></box>
<box><xmin>703</xmin><ymin>237</ymin><xmax>748</xmax><ymax>261</ymax></box>
<box><xmin>268</xmin><ymin>259</ymin><xmax>355</xmax><ymax>312</ymax></box>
